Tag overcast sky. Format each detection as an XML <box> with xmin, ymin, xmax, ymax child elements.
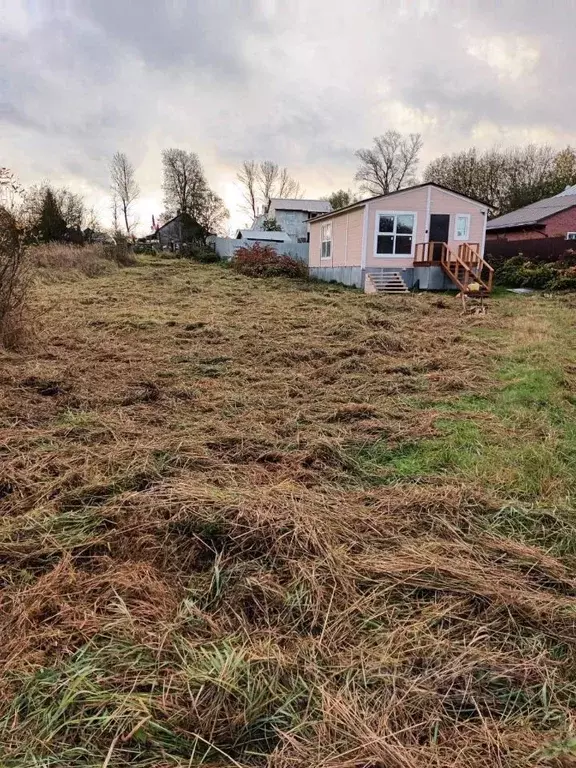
<box><xmin>2</xmin><ymin>0</ymin><xmax>575</xmax><ymax>233</ymax></box>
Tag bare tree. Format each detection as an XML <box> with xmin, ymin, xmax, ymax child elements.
<box><xmin>237</xmin><ymin>160</ymin><xmax>302</xmax><ymax>220</ymax></box>
<box><xmin>110</xmin><ymin>194</ymin><xmax>121</xmax><ymax>234</ymax></box>
<box><xmin>0</xmin><ymin>168</ymin><xmax>22</xmax><ymax>213</ymax></box>
<box><xmin>196</xmin><ymin>190</ymin><xmax>229</xmax><ymax>238</ymax></box>
<box><xmin>161</xmin><ymin>148</ymin><xmax>207</xmax><ymax>218</ymax></box>
<box><xmin>258</xmin><ymin>161</ymin><xmax>302</xmax><ymax>203</ymax></box>
<box><xmin>110</xmin><ymin>152</ymin><xmax>140</xmax><ymax>234</ymax></box>
<box><xmin>237</xmin><ymin>160</ymin><xmax>258</xmax><ymax>218</ymax></box>
<box><xmin>355</xmin><ymin>131</ymin><xmax>423</xmax><ymax>195</ymax></box>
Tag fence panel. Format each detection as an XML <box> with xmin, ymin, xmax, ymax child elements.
<box><xmin>485</xmin><ymin>236</ymin><xmax>576</xmax><ymax>266</ymax></box>
<box><xmin>209</xmin><ymin>237</ymin><xmax>309</xmax><ymax>264</ymax></box>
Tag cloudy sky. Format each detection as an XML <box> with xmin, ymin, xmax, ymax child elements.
<box><xmin>2</xmin><ymin>0</ymin><xmax>575</xmax><ymax>233</ymax></box>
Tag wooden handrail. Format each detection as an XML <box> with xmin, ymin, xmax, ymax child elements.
<box><xmin>414</xmin><ymin>241</ymin><xmax>494</xmax><ymax>292</ymax></box>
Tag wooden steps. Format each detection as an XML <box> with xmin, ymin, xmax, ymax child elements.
<box><xmin>366</xmin><ymin>271</ymin><xmax>409</xmax><ymax>294</ymax></box>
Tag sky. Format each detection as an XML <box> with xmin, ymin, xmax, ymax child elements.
<box><xmin>1</xmin><ymin>0</ymin><xmax>575</xmax><ymax>234</ymax></box>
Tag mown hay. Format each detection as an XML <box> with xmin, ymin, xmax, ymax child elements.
<box><xmin>0</xmin><ymin>261</ymin><xmax>575</xmax><ymax>767</ymax></box>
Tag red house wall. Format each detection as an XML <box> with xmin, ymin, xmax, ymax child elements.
<box><xmin>486</xmin><ymin>205</ymin><xmax>576</xmax><ymax>241</ymax></box>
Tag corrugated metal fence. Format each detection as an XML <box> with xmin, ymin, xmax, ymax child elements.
<box><xmin>209</xmin><ymin>237</ymin><xmax>309</xmax><ymax>264</ymax></box>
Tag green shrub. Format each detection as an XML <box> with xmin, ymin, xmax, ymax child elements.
<box><xmin>231</xmin><ymin>243</ymin><xmax>308</xmax><ymax>279</ymax></box>
<box><xmin>134</xmin><ymin>242</ymin><xmax>157</xmax><ymax>255</ymax></box>
<box><xmin>181</xmin><ymin>243</ymin><xmax>220</xmax><ymax>263</ymax></box>
<box><xmin>495</xmin><ymin>257</ymin><xmax>568</xmax><ymax>290</ymax></box>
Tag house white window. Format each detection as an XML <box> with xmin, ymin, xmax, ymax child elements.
<box><xmin>567</xmin><ymin>232</ymin><xmax>576</xmax><ymax>240</ymax></box>
<box><xmin>376</xmin><ymin>213</ymin><xmax>415</xmax><ymax>256</ymax></box>
<box><xmin>321</xmin><ymin>222</ymin><xmax>332</xmax><ymax>259</ymax></box>
<box><xmin>454</xmin><ymin>214</ymin><xmax>471</xmax><ymax>241</ymax></box>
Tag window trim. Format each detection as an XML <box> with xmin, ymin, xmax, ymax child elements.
<box><xmin>454</xmin><ymin>213</ymin><xmax>471</xmax><ymax>241</ymax></box>
<box><xmin>373</xmin><ymin>211</ymin><xmax>417</xmax><ymax>258</ymax></box>
<box><xmin>320</xmin><ymin>222</ymin><xmax>332</xmax><ymax>259</ymax></box>
<box><xmin>566</xmin><ymin>232</ymin><xmax>576</xmax><ymax>240</ymax></box>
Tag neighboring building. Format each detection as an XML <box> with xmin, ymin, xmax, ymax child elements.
<box><xmin>235</xmin><ymin>229</ymin><xmax>294</xmax><ymax>244</ymax></box>
<box><xmin>308</xmin><ymin>183</ymin><xmax>492</xmax><ymax>293</ymax></box>
<box><xmin>254</xmin><ymin>199</ymin><xmax>332</xmax><ymax>242</ymax></box>
<box><xmin>486</xmin><ymin>189</ymin><xmax>576</xmax><ymax>242</ymax></box>
<box><xmin>157</xmin><ymin>212</ymin><xmax>205</xmax><ymax>250</ymax></box>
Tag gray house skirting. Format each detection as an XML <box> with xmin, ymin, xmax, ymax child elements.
<box><xmin>309</xmin><ymin>266</ymin><xmax>455</xmax><ymax>291</ymax></box>
<box><xmin>308</xmin><ymin>266</ymin><xmax>364</xmax><ymax>288</ymax></box>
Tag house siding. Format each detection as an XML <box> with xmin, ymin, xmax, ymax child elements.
<box><xmin>309</xmin><ymin>207</ymin><xmax>365</xmax><ymax>268</ymax></box>
<box><xmin>309</xmin><ymin>185</ymin><xmax>487</xmax><ymax>278</ymax></box>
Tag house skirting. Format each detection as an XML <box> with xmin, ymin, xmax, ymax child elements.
<box><xmin>310</xmin><ymin>266</ymin><xmax>455</xmax><ymax>291</ymax></box>
<box><xmin>309</xmin><ymin>266</ymin><xmax>364</xmax><ymax>288</ymax></box>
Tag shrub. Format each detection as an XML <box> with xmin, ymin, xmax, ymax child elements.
<box><xmin>104</xmin><ymin>238</ymin><xmax>137</xmax><ymax>266</ymax></box>
<box><xmin>0</xmin><ymin>208</ymin><xmax>33</xmax><ymax>348</ymax></box>
<box><xmin>133</xmin><ymin>242</ymin><xmax>157</xmax><ymax>256</ymax></box>
<box><xmin>231</xmin><ymin>243</ymin><xmax>307</xmax><ymax>279</ymax></box>
<box><xmin>181</xmin><ymin>243</ymin><xmax>220</xmax><ymax>263</ymax></box>
<box><xmin>495</xmin><ymin>255</ymin><xmax>576</xmax><ymax>292</ymax></box>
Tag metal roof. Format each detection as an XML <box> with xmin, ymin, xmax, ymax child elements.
<box><xmin>236</xmin><ymin>229</ymin><xmax>293</xmax><ymax>242</ymax></box>
<box><xmin>486</xmin><ymin>194</ymin><xmax>576</xmax><ymax>231</ymax></box>
<box><xmin>556</xmin><ymin>184</ymin><xmax>576</xmax><ymax>196</ymax></box>
<box><xmin>268</xmin><ymin>198</ymin><xmax>332</xmax><ymax>213</ymax></box>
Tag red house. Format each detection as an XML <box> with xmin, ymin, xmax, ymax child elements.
<box><xmin>486</xmin><ymin>186</ymin><xmax>576</xmax><ymax>242</ymax></box>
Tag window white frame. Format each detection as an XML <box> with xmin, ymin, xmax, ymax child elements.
<box><xmin>567</xmin><ymin>232</ymin><xmax>576</xmax><ymax>240</ymax></box>
<box><xmin>321</xmin><ymin>222</ymin><xmax>332</xmax><ymax>259</ymax></box>
<box><xmin>374</xmin><ymin>211</ymin><xmax>417</xmax><ymax>258</ymax></box>
<box><xmin>454</xmin><ymin>213</ymin><xmax>471</xmax><ymax>241</ymax></box>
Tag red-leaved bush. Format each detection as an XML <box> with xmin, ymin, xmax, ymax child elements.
<box><xmin>231</xmin><ymin>243</ymin><xmax>307</xmax><ymax>279</ymax></box>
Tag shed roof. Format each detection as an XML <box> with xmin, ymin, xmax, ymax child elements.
<box><xmin>486</xmin><ymin>194</ymin><xmax>576</xmax><ymax>231</ymax></box>
<box><xmin>268</xmin><ymin>198</ymin><xmax>332</xmax><ymax>213</ymax></box>
<box><xmin>236</xmin><ymin>229</ymin><xmax>293</xmax><ymax>242</ymax></box>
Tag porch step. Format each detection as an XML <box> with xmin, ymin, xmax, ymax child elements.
<box><xmin>368</xmin><ymin>271</ymin><xmax>409</xmax><ymax>293</ymax></box>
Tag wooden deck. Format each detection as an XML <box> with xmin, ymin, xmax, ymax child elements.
<box><xmin>414</xmin><ymin>241</ymin><xmax>494</xmax><ymax>293</ymax></box>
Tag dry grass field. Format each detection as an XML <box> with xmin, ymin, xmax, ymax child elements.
<box><xmin>1</xmin><ymin>257</ymin><xmax>576</xmax><ymax>767</ymax></box>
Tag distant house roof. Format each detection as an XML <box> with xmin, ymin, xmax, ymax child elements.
<box><xmin>486</xmin><ymin>194</ymin><xmax>576</xmax><ymax>231</ymax></box>
<box><xmin>268</xmin><ymin>198</ymin><xmax>332</xmax><ymax>214</ymax></box>
<box><xmin>236</xmin><ymin>229</ymin><xmax>293</xmax><ymax>243</ymax></box>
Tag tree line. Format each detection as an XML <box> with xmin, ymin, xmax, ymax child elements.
<box><xmin>236</xmin><ymin>132</ymin><xmax>576</xmax><ymax>219</ymax></box>
<box><xmin>5</xmin><ymin>133</ymin><xmax>576</xmax><ymax>242</ymax></box>
<box><xmin>1</xmin><ymin>149</ymin><xmax>230</xmax><ymax>243</ymax></box>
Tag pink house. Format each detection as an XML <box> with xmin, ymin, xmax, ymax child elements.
<box><xmin>308</xmin><ymin>183</ymin><xmax>493</xmax><ymax>293</ymax></box>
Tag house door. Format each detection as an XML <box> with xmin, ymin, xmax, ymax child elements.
<box><xmin>429</xmin><ymin>214</ymin><xmax>450</xmax><ymax>261</ymax></box>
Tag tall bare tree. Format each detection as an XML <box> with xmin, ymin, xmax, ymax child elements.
<box><xmin>237</xmin><ymin>160</ymin><xmax>259</xmax><ymax>219</ymax></box>
<box><xmin>355</xmin><ymin>131</ymin><xmax>423</xmax><ymax>196</ymax></box>
<box><xmin>161</xmin><ymin>148</ymin><xmax>208</xmax><ymax>218</ymax></box>
<box><xmin>237</xmin><ymin>160</ymin><xmax>302</xmax><ymax>219</ymax></box>
<box><xmin>110</xmin><ymin>152</ymin><xmax>139</xmax><ymax>234</ymax></box>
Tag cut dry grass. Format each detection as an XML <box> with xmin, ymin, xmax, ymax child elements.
<box><xmin>1</xmin><ymin>259</ymin><xmax>575</xmax><ymax>766</ymax></box>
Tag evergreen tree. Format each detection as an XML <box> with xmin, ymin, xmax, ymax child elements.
<box><xmin>38</xmin><ymin>188</ymin><xmax>66</xmax><ymax>242</ymax></box>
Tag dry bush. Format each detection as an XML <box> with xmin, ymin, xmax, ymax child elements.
<box><xmin>30</xmin><ymin>241</ymin><xmax>136</xmax><ymax>278</ymax></box>
<box><xmin>0</xmin><ymin>207</ymin><xmax>33</xmax><ymax>348</ymax></box>
<box><xmin>232</xmin><ymin>242</ymin><xmax>308</xmax><ymax>279</ymax></box>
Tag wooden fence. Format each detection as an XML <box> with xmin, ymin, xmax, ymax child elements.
<box><xmin>485</xmin><ymin>236</ymin><xmax>576</xmax><ymax>267</ymax></box>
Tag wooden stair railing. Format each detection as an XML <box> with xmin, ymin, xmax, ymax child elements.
<box><xmin>413</xmin><ymin>241</ymin><xmax>494</xmax><ymax>292</ymax></box>
<box><xmin>457</xmin><ymin>243</ymin><xmax>494</xmax><ymax>292</ymax></box>
<box><xmin>441</xmin><ymin>244</ymin><xmax>493</xmax><ymax>293</ymax></box>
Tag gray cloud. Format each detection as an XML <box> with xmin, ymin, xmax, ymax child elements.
<box><xmin>1</xmin><ymin>0</ymin><xmax>576</xmax><ymax>230</ymax></box>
